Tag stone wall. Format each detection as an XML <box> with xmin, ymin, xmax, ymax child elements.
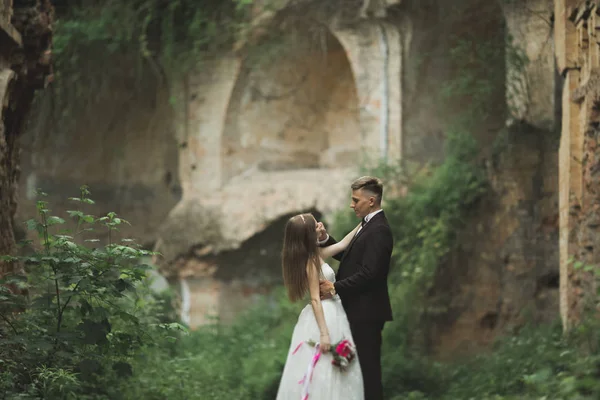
<box><xmin>555</xmin><ymin>0</ymin><xmax>600</xmax><ymax>331</ymax></box>
<box><xmin>503</xmin><ymin>0</ymin><xmax>557</xmax><ymax>130</ymax></box>
<box><xmin>428</xmin><ymin>121</ymin><xmax>560</xmax><ymax>358</ymax></box>
<box><xmin>154</xmin><ymin>9</ymin><xmax>406</xmax><ymax>327</ymax></box>
<box><xmin>398</xmin><ymin>0</ymin><xmax>507</xmax><ymax>163</ymax></box>
<box><xmin>17</xmin><ymin>70</ymin><xmax>180</xmax><ymax>246</ymax></box>
<box><xmin>390</xmin><ymin>0</ymin><xmax>560</xmax><ymax>358</ymax></box>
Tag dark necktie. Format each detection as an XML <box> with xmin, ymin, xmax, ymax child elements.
<box><xmin>362</xmin><ymin>217</ymin><xmax>367</xmax><ymax>227</ymax></box>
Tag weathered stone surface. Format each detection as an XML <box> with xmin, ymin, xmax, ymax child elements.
<box><xmin>555</xmin><ymin>0</ymin><xmax>580</xmax><ymax>74</ymax></box>
<box><xmin>556</xmin><ymin>0</ymin><xmax>600</xmax><ymax>331</ymax></box>
<box><xmin>0</xmin><ymin>0</ymin><xmax>21</xmax><ymax>46</ymax></box>
<box><xmin>158</xmin><ymin>12</ymin><xmax>402</xmax><ymax>279</ymax></box>
<box><xmin>393</xmin><ymin>0</ymin><xmax>561</xmax><ymax>358</ymax></box>
<box><xmin>503</xmin><ymin>0</ymin><xmax>556</xmax><ymax>129</ymax></box>
<box><xmin>17</xmin><ymin>81</ymin><xmax>180</xmax><ymax>246</ymax></box>
<box><xmin>155</xmin><ymin>167</ymin><xmax>356</xmax><ymax>276</ymax></box>
<box><xmin>399</xmin><ymin>0</ymin><xmax>506</xmax><ymax>163</ymax></box>
<box><xmin>427</xmin><ymin>122</ymin><xmax>559</xmax><ymax>358</ymax></box>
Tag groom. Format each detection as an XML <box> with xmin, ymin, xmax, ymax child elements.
<box><xmin>317</xmin><ymin>176</ymin><xmax>393</xmax><ymax>400</ymax></box>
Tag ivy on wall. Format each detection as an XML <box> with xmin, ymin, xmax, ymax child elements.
<box><xmin>30</xmin><ymin>0</ymin><xmax>258</xmax><ymax>134</ymax></box>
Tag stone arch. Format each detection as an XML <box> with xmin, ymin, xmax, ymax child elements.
<box><xmin>331</xmin><ymin>21</ymin><xmax>403</xmax><ymax>164</ymax></box>
<box><xmin>221</xmin><ymin>22</ymin><xmax>362</xmax><ymax>184</ymax></box>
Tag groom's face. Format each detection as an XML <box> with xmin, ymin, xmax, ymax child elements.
<box><xmin>350</xmin><ymin>189</ymin><xmax>374</xmax><ymax>219</ymax></box>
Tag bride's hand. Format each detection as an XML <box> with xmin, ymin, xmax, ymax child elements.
<box><xmin>320</xmin><ymin>333</ymin><xmax>331</xmax><ymax>353</ymax></box>
<box><xmin>316</xmin><ymin>222</ymin><xmax>328</xmax><ymax>242</ymax></box>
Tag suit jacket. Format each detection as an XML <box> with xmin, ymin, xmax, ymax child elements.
<box><xmin>323</xmin><ymin>211</ymin><xmax>393</xmax><ymax>323</ymax></box>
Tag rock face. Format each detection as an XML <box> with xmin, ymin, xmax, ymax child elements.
<box><xmin>395</xmin><ymin>0</ymin><xmax>560</xmax><ymax>358</ymax></box>
<box><xmin>16</xmin><ymin>0</ymin><xmax>566</xmax><ymax>353</ymax></box>
<box><xmin>428</xmin><ymin>122</ymin><xmax>560</xmax><ymax>358</ymax></box>
<box><xmin>18</xmin><ymin>76</ymin><xmax>180</xmax><ymax>247</ymax></box>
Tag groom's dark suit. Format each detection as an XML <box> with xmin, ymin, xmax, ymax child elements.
<box><xmin>323</xmin><ymin>211</ymin><xmax>393</xmax><ymax>400</ymax></box>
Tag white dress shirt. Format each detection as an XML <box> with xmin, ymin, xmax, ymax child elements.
<box><xmin>355</xmin><ymin>208</ymin><xmax>383</xmax><ymax>236</ymax></box>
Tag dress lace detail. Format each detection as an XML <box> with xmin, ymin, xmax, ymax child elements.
<box><xmin>276</xmin><ymin>263</ymin><xmax>364</xmax><ymax>400</ymax></box>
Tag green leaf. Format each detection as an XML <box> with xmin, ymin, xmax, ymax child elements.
<box><xmin>112</xmin><ymin>361</ymin><xmax>133</xmax><ymax>378</ymax></box>
<box><xmin>25</xmin><ymin>219</ymin><xmax>40</xmax><ymax>231</ymax></box>
<box><xmin>47</xmin><ymin>216</ymin><xmax>66</xmax><ymax>225</ymax></box>
<box><xmin>79</xmin><ymin>318</ymin><xmax>111</xmax><ymax>345</ymax></box>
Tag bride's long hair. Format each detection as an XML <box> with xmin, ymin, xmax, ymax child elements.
<box><xmin>282</xmin><ymin>213</ymin><xmax>321</xmax><ymax>302</ymax></box>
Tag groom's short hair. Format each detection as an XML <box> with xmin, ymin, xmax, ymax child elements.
<box><xmin>351</xmin><ymin>176</ymin><xmax>383</xmax><ymax>204</ymax></box>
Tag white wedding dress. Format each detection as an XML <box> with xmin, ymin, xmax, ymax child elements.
<box><xmin>276</xmin><ymin>263</ymin><xmax>364</xmax><ymax>400</ymax></box>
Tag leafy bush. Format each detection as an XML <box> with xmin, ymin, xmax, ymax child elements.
<box><xmin>439</xmin><ymin>320</ymin><xmax>600</xmax><ymax>400</ymax></box>
<box><xmin>0</xmin><ymin>187</ymin><xmax>182</xmax><ymax>399</ymax></box>
<box><xmin>121</xmin><ymin>288</ymin><xmax>302</xmax><ymax>400</ymax></box>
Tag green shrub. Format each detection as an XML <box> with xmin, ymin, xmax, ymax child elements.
<box><xmin>0</xmin><ymin>187</ymin><xmax>183</xmax><ymax>399</ymax></box>
<box><xmin>121</xmin><ymin>288</ymin><xmax>301</xmax><ymax>400</ymax></box>
<box><xmin>440</xmin><ymin>320</ymin><xmax>600</xmax><ymax>400</ymax></box>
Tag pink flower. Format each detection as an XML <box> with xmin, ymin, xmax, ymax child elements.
<box><xmin>336</xmin><ymin>340</ymin><xmax>352</xmax><ymax>358</ymax></box>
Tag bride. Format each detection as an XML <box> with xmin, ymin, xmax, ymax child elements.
<box><xmin>276</xmin><ymin>213</ymin><xmax>364</xmax><ymax>400</ymax></box>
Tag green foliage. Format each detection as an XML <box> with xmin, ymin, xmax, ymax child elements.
<box><xmin>53</xmin><ymin>0</ymin><xmax>253</xmax><ymax>77</ymax></box>
<box><xmin>121</xmin><ymin>288</ymin><xmax>302</xmax><ymax>400</ymax></box>
<box><xmin>441</xmin><ymin>321</ymin><xmax>600</xmax><ymax>400</ymax></box>
<box><xmin>0</xmin><ymin>186</ymin><xmax>182</xmax><ymax>399</ymax></box>
<box><xmin>40</xmin><ymin>0</ymin><xmax>258</xmax><ymax>134</ymax></box>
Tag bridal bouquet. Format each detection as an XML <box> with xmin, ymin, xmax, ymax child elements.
<box><xmin>292</xmin><ymin>338</ymin><xmax>356</xmax><ymax>399</ymax></box>
<box><xmin>305</xmin><ymin>338</ymin><xmax>356</xmax><ymax>371</ymax></box>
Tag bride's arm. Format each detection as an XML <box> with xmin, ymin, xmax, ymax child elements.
<box><xmin>307</xmin><ymin>260</ymin><xmax>331</xmax><ymax>352</ymax></box>
<box><xmin>319</xmin><ymin>223</ymin><xmax>361</xmax><ymax>260</ymax></box>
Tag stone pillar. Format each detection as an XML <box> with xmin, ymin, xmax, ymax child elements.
<box><xmin>502</xmin><ymin>0</ymin><xmax>556</xmax><ymax>130</ymax></box>
<box><xmin>176</xmin><ymin>56</ymin><xmax>242</xmax><ymax>195</ymax></box>
<box><xmin>332</xmin><ymin>21</ymin><xmax>403</xmax><ymax>164</ymax></box>
<box><xmin>559</xmin><ymin>71</ymin><xmax>583</xmax><ymax>331</ymax></box>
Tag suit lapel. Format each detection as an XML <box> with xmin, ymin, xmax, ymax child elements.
<box><xmin>339</xmin><ymin>211</ymin><xmax>385</xmax><ymax>264</ymax></box>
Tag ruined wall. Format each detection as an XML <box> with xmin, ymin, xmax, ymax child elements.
<box><xmin>504</xmin><ymin>0</ymin><xmax>557</xmax><ymax>129</ymax></box>
<box><xmin>429</xmin><ymin>122</ymin><xmax>560</xmax><ymax>357</ymax></box>
<box><xmin>222</xmin><ymin>29</ymin><xmax>361</xmax><ymax>179</ymax></box>
<box><xmin>397</xmin><ymin>0</ymin><xmax>561</xmax><ymax>357</ymax></box>
<box><xmin>156</xmin><ymin>0</ymin><xmax>563</xmax><ymax>334</ymax></box>
<box><xmin>17</xmin><ymin>72</ymin><xmax>180</xmax><ymax>246</ymax></box>
<box><xmin>398</xmin><ymin>0</ymin><xmax>507</xmax><ymax>163</ymax></box>
<box><xmin>555</xmin><ymin>0</ymin><xmax>600</xmax><ymax>331</ymax></box>
<box><xmin>156</xmin><ymin>8</ymin><xmax>405</xmax><ymax>327</ymax></box>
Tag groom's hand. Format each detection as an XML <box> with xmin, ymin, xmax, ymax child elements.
<box><xmin>319</xmin><ymin>279</ymin><xmax>334</xmax><ymax>300</ymax></box>
<box><xmin>316</xmin><ymin>221</ymin><xmax>328</xmax><ymax>242</ymax></box>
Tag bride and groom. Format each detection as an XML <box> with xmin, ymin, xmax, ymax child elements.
<box><xmin>276</xmin><ymin>176</ymin><xmax>394</xmax><ymax>400</ymax></box>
